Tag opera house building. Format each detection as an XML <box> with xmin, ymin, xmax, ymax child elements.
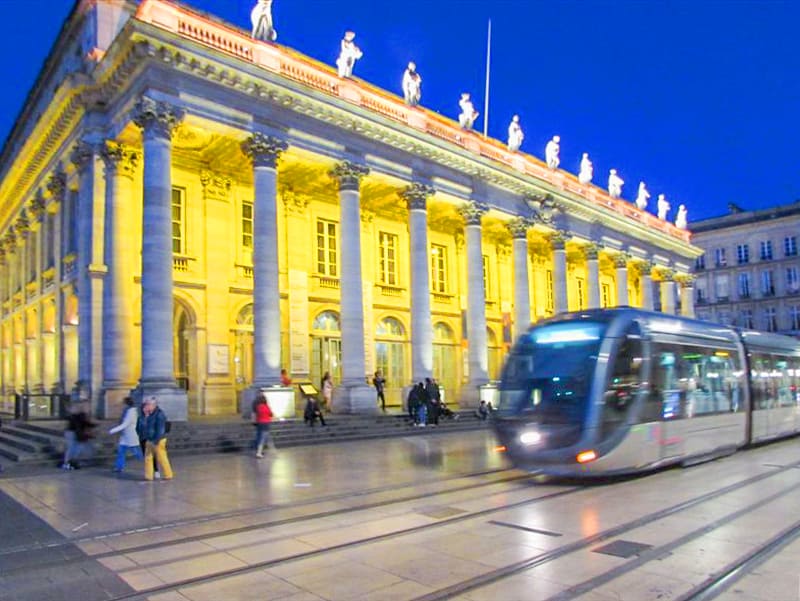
<box><xmin>0</xmin><ymin>0</ymin><xmax>700</xmax><ymax>420</ymax></box>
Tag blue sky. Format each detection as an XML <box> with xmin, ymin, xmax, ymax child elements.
<box><xmin>1</xmin><ymin>0</ymin><xmax>798</xmax><ymax>221</ymax></box>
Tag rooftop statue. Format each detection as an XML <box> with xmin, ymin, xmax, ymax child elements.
<box><xmin>251</xmin><ymin>0</ymin><xmax>277</xmax><ymax>42</ymax></box>
<box><xmin>635</xmin><ymin>181</ymin><xmax>650</xmax><ymax>211</ymax></box>
<box><xmin>458</xmin><ymin>93</ymin><xmax>479</xmax><ymax>130</ymax></box>
<box><xmin>578</xmin><ymin>152</ymin><xmax>592</xmax><ymax>184</ymax></box>
<box><xmin>336</xmin><ymin>31</ymin><xmax>363</xmax><ymax>78</ymax></box>
<box><xmin>507</xmin><ymin>115</ymin><xmax>524</xmax><ymax>151</ymax></box>
<box><xmin>657</xmin><ymin>193</ymin><xmax>670</xmax><ymax>220</ymax></box>
<box><xmin>545</xmin><ymin>135</ymin><xmax>560</xmax><ymax>169</ymax></box>
<box><xmin>402</xmin><ymin>62</ymin><xmax>422</xmax><ymax>106</ymax></box>
<box><xmin>675</xmin><ymin>204</ymin><xmax>688</xmax><ymax>229</ymax></box>
<box><xmin>608</xmin><ymin>169</ymin><xmax>624</xmax><ymax>199</ymax></box>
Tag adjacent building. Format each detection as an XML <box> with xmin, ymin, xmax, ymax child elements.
<box><xmin>691</xmin><ymin>202</ymin><xmax>800</xmax><ymax>338</ymax></box>
<box><xmin>0</xmin><ymin>0</ymin><xmax>700</xmax><ymax>420</ymax></box>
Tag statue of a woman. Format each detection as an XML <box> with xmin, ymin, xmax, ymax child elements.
<box><xmin>675</xmin><ymin>204</ymin><xmax>688</xmax><ymax>229</ymax></box>
<box><xmin>458</xmin><ymin>93</ymin><xmax>479</xmax><ymax>130</ymax></box>
<box><xmin>507</xmin><ymin>115</ymin><xmax>524</xmax><ymax>151</ymax></box>
<box><xmin>608</xmin><ymin>169</ymin><xmax>624</xmax><ymax>198</ymax></box>
<box><xmin>578</xmin><ymin>152</ymin><xmax>592</xmax><ymax>184</ymax></box>
<box><xmin>402</xmin><ymin>62</ymin><xmax>422</xmax><ymax>106</ymax></box>
<box><xmin>545</xmin><ymin>135</ymin><xmax>560</xmax><ymax>169</ymax></box>
<box><xmin>336</xmin><ymin>31</ymin><xmax>363</xmax><ymax>78</ymax></box>
<box><xmin>657</xmin><ymin>194</ymin><xmax>670</xmax><ymax>220</ymax></box>
<box><xmin>635</xmin><ymin>181</ymin><xmax>650</xmax><ymax>210</ymax></box>
<box><xmin>251</xmin><ymin>0</ymin><xmax>276</xmax><ymax>42</ymax></box>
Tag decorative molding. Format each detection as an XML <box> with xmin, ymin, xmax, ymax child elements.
<box><xmin>582</xmin><ymin>243</ymin><xmax>599</xmax><ymax>261</ymax></box>
<box><xmin>636</xmin><ymin>260</ymin><xmax>653</xmax><ymax>276</ymax></box>
<box><xmin>101</xmin><ymin>141</ymin><xmax>140</xmax><ymax>179</ymax></box>
<box><xmin>131</xmin><ymin>96</ymin><xmax>184</xmax><ymax>140</ymax></box>
<box><xmin>613</xmin><ymin>253</ymin><xmax>630</xmax><ymax>269</ymax></box>
<box><xmin>199</xmin><ymin>170</ymin><xmax>232</xmax><ymax>202</ymax></box>
<box><xmin>280</xmin><ymin>186</ymin><xmax>309</xmax><ymax>215</ymax></box>
<box><xmin>330</xmin><ymin>161</ymin><xmax>369</xmax><ymax>191</ymax></box>
<box><xmin>29</xmin><ymin>191</ymin><xmax>46</xmax><ymax>222</ymax></box>
<box><xmin>46</xmin><ymin>170</ymin><xmax>67</xmax><ymax>203</ymax></box>
<box><xmin>15</xmin><ymin>212</ymin><xmax>30</xmax><ymax>238</ymax></box>
<box><xmin>400</xmin><ymin>182</ymin><xmax>435</xmax><ymax>211</ymax></box>
<box><xmin>70</xmin><ymin>140</ymin><xmax>96</xmax><ymax>173</ymax></box>
<box><xmin>459</xmin><ymin>201</ymin><xmax>489</xmax><ymax>226</ymax></box>
<box><xmin>506</xmin><ymin>217</ymin><xmax>532</xmax><ymax>240</ymax></box>
<box><xmin>240</xmin><ymin>132</ymin><xmax>288</xmax><ymax>168</ymax></box>
<box><xmin>497</xmin><ymin>244</ymin><xmax>512</xmax><ymax>261</ymax></box>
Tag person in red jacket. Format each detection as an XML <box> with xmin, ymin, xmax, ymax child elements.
<box><xmin>251</xmin><ymin>393</ymin><xmax>276</xmax><ymax>457</ymax></box>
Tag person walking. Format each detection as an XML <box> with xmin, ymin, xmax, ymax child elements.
<box><xmin>374</xmin><ymin>370</ymin><xmax>386</xmax><ymax>412</ymax></box>
<box><xmin>321</xmin><ymin>371</ymin><xmax>333</xmax><ymax>412</ymax></box>
<box><xmin>251</xmin><ymin>392</ymin><xmax>276</xmax><ymax>457</ymax></box>
<box><xmin>136</xmin><ymin>397</ymin><xmax>173</xmax><ymax>481</ymax></box>
<box><xmin>109</xmin><ymin>397</ymin><xmax>143</xmax><ymax>473</ymax></box>
<box><xmin>60</xmin><ymin>402</ymin><xmax>95</xmax><ymax>470</ymax></box>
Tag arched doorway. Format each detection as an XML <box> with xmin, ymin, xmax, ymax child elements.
<box><xmin>233</xmin><ymin>304</ymin><xmax>253</xmax><ymax>392</ymax></box>
<box><xmin>173</xmin><ymin>299</ymin><xmax>196</xmax><ymax>412</ymax></box>
<box><xmin>311</xmin><ymin>310</ymin><xmax>341</xmax><ymax>388</ymax></box>
<box><xmin>432</xmin><ymin>321</ymin><xmax>458</xmax><ymax>403</ymax></box>
<box><xmin>375</xmin><ymin>316</ymin><xmax>407</xmax><ymax>407</ymax></box>
<box><xmin>487</xmin><ymin>326</ymin><xmax>502</xmax><ymax>381</ymax></box>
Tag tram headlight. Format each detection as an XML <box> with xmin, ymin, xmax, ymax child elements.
<box><xmin>519</xmin><ymin>430</ymin><xmax>543</xmax><ymax>446</ymax></box>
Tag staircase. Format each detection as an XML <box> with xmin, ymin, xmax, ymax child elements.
<box><xmin>0</xmin><ymin>412</ymin><xmax>489</xmax><ymax>468</ymax></box>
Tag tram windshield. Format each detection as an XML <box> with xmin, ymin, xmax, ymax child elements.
<box><xmin>497</xmin><ymin>321</ymin><xmax>605</xmax><ymax>424</ymax></box>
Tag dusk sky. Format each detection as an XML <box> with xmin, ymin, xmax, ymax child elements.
<box><xmin>0</xmin><ymin>0</ymin><xmax>798</xmax><ymax>222</ymax></box>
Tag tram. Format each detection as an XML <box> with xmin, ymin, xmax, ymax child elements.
<box><xmin>491</xmin><ymin>308</ymin><xmax>800</xmax><ymax>476</ymax></box>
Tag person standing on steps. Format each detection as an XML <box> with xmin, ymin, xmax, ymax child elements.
<box><xmin>374</xmin><ymin>370</ymin><xmax>386</xmax><ymax>412</ymax></box>
<box><xmin>321</xmin><ymin>371</ymin><xmax>333</xmax><ymax>413</ymax></box>
<box><xmin>136</xmin><ymin>397</ymin><xmax>173</xmax><ymax>481</ymax></box>
<box><xmin>109</xmin><ymin>397</ymin><xmax>143</xmax><ymax>473</ymax></box>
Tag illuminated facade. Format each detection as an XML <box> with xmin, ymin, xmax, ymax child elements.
<box><xmin>0</xmin><ymin>0</ymin><xmax>700</xmax><ymax>420</ymax></box>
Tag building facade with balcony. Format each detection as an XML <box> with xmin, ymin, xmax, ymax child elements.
<box><xmin>691</xmin><ymin>202</ymin><xmax>800</xmax><ymax>338</ymax></box>
<box><xmin>0</xmin><ymin>0</ymin><xmax>699</xmax><ymax>420</ymax></box>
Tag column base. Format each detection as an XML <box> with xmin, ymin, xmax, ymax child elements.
<box><xmin>460</xmin><ymin>379</ymin><xmax>492</xmax><ymax>408</ymax></box>
<box><xmin>332</xmin><ymin>382</ymin><xmax>380</xmax><ymax>415</ymax></box>
<box><xmin>102</xmin><ymin>384</ymin><xmax>136</xmax><ymax>419</ymax></box>
<box><xmin>132</xmin><ymin>381</ymin><xmax>188</xmax><ymax>421</ymax></box>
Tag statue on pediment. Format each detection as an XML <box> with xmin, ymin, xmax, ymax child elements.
<box><xmin>402</xmin><ymin>62</ymin><xmax>422</xmax><ymax>106</ymax></box>
<box><xmin>608</xmin><ymin>169</ymin><xmax>624</xmax><ymax>198</ymax></box>
<box><xmin>507</xmin><ymin>115</ymin><xmax>524</xmax><ymax>151</ymax></box>
<box><xmin>458</xmin><ymin>93</ymin><xmax>479</xmax><ymax>130</ymax></box>
<box><xmin>675</xmin><ymin>204</ymin><xmax>688</xmax><ymax>229</ymax></box>
<box><xmin>578</xmin><ymin>152</ymin><xmax>592</xmax><ymax>184</ymax></box>
<box><xmin>545</xmin><ymin>135</ymin><xmax>560</xmax><ymax>169</ymax></box>
<box><xmin>251</xmin><ymin>0</ymin><xmax>277</xmax><ymax>42</ymax></box>
<box><xmin>336</xmin><ymin>31</ymin><xmax>362</xmax><ymax>78</ymax></box>
<box><xmin>635</xmin><ymin>181</ymin><xmax>650</xmax><ymax>210</ymax></box>
<box><xmin>657</xmin><ymin>193</ymin><xmax>670</xmax><ymax>220</ymax></box>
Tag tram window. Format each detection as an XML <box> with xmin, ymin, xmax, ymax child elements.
<box><xmin>601</xmin><ymin>332</ymin><xmax>643</xmax><ymax>436</ymax></box>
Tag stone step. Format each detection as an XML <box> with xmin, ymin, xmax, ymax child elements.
<box><xmin>0</xmin><ymin>431</ymin><xmax>43</xmax><ymax>454</ymax></box>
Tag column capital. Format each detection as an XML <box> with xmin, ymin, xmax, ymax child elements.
<box><xmin>400</xmin><ymin>182</ymin><xmax>435</xmax><ymax>210</ymax></box>
<box><xmin>29</xmin><ymin>191</ymin><xmax>46</xmax><ymax>222</ymax></box>
<box><xmin>547</xmin><ymin>230</ymin><xmax>568</xmax><ymax>250</ymax></box>
<box><xmin>47</xmin><ymin>170</ymin><xmax>67</xmax><ymax>203</ymax></box>
<box><xmin>15</xmin><ymin>211</ymin><xmax>31</xmax><ymax>239</ymax></box>
<box><xmin>506</xmin><ymin>216</ymin><xmax>532</xmax><ymax>239</ymax></box>
<box><xmin>101</xmin><ymin>141</ymin><xmax>140</xmax><ymax>179</ymax></box>
<box><xmin>635</xmin><ymin>260</ymin><xmax>654</xmax><ymax>276</ymax></box>
<box><xmin>330</xmin><ymin>161</ymin><xmax>369</xmax><ymax>191</ymax></box>
<box><xmin>582</xmin><ymin>243</ymin><xmax>600</xmax><ymax>260</ymax></box>
<box><xmin>241</xmin><ymin>133</ymin><xmax>288</xmax><ymax>168</ymax></box>
<box><xmin>132</xmin><ymin>97</ymin><xmax>184</xmax><ymax>140</ymax></box>
<box><xmin>658</xmin><ymin>268</ymin><xmax>676</xmax><ymax>282</ymax></box>
<box><xmin>459</xmin><ymin>200</ymin><xmax>489</xmax><ymax>226</ymax></box>
<box><xmin>2</xmin><ymin>230</ymin><xmax>16</xmax><ymax>253</ymax></box>
<box><xmin>676</xmin><ymin>273</ymin><xmax>696</xmax><ymax>287</ymax></box>
<box><xmin>70</xmin><ymin>141</ymin><xmax>96</xmax><ymax>173</ymax></box>
<box><xmin>613</xmin><ymin>252</ymin><xmax>630</xmax><ymax>269</ymax></box>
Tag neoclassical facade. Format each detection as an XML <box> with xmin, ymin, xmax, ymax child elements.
<box><xmin>0</xmin><ymin>0</ymin><xmax>700</xmax><ymax>419</ymax></box>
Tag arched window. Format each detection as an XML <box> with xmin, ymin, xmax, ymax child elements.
<box><xmin>236</xmin><ymin>304</ymin><xmax>253</xmax><ymax>327</ymax></box>
<box><xmin>433</xmin><ymin>322</ymin><xmax>454</xmax><ymax>342</ymax></box>
<box><xmin>376</xmin><ymin>316</ymin><xmax>405</xmax><ymax>337</ymax></box>
<box><xmin>313</xmin><ymin>310</ymin><xmax>341</xmax><ymax>332</ymax></box>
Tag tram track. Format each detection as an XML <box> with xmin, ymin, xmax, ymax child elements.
<box><xmin>82</xmin><ymin>459</ymin><xmax>800</xmax><ymax>601</ymax></box>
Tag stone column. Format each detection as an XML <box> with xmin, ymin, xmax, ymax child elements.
<box><xmin>460</xmin><ymin>201</ymin><xmax>489</xmax><ymax>399</ymax></box>
<box><xmin>638</xmin><ymin>261</ymin><xmax>654</xmax><ymax>311</ymax></box>
<box><xmin>3</xmin><ymin>233</ymin><xmax>16</xmax><ymax>393</ymax></box>
<box><xmin>30</xmin><ymin>194</ymin><xmax>46</xmax><ymax>393</ymax></box>
<box><xmin>680</xmin><ymin>275</ymin><xmax>696</xmax><ymax>318</ymax></box>
<box><xmin>401</xmin><ymin>183</ymin><xmax>435</xmax><ymax>382</ymax></box>
<box><xmin>506</xmin><ymin>217</ymin><xmax>532</xmax><ymax>339</ymax></box>
<box><xmin>614</xmin><ymin>253</ymin><xmax>629</xmax><ymax>307</ymax></box>
<box><xmin>583</xmin><ymin>244</ymin><xmax>600</xmax><ymax>309</ymax></box>
<box><xmin>329</xmin><ymin>161</ymin><xmax>375</xmax><ymax>413</ymax></box>
<box><xmin>100</xmin><ymin>141</ymin><xmax>139</xmax><ymax>411</ymax></box>
<box><xmin>132</xmin><ymin>97</ymin><xmax>187</xmax><ymax>420</ymax></box>
<box><xmin>47</xmin><ymin>172</ymin><xmax>66</xmax><ymax>393</ymax></box>
<box><xmin>660</xmin><ymin>269</ymin><xmax>677</xmax><ymax>315</ymax></box>
<box><xmin>550</xmin><ymin>232</ymin><xmax>569</xmax><ymax>314</ymax></box>
<box><xmin>241</xmin><ymin>133</ymin><xmax>288</xmax><ymax>390</ymax></box>
<box><xmin>0</xmin><ymin>247</ymin><xmax>7</xmax><ymax>396</ymax></box>
<box><xmin>16</xmin><ymin>214</ymin><xmax>30</xmax><ymax>392</ymax></box>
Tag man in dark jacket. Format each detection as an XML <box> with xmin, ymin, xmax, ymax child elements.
<box><xmin>136</xmin><ymin>397</ymin><xmax>173</xmax><ymax>481</ymax></box>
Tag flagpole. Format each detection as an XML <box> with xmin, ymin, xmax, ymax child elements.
<box><xmin>483</xmin><ymin>19</ymin><xmax>491</xmax><ymax>137</ymax></box>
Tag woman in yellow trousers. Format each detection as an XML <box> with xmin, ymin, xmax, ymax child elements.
<box><xmin>136</xmin><ymin>397</ymin><xmax>174</xmax><ymax>481</ymax></box>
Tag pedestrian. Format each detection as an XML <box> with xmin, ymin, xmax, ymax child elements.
<box><xmin>136</xmin><ymin>396</ymin><xmax>173</xmax><ymax>481</ymax></box>
<box><xmin>477</xmin><ymin>400</ymin><xmax>489</xmax><ymax>421</ymax></box>
<box><xmin>109</xmin><ymin>397</ymin><xmax>143</xmax><ymax>473</ymax></box>
<box><xmin>425</xmin><ymin>377</ymin><xmax>440</xmax><ymax>425</ymax></box>
<box><xmin>280</xmin><ymin>368</ymin><xmax>292</xmax><ymax>387</ymax></box>
<box><xmin>251</xmin><ymin>392</ymin><xmax>276</xmax><ymax>457</ymax></box>
<box><xmin>304</xmin><ymin>395</ymin><xmax>326</xmax><ymax>427</ymax></box>
<box><xmin>374</xmin><ymin>370</ymin><xmax>386</xmax><ymax>412</ymax></box>
<box><xmin>321</xmin><ymin>371</ymin><xmax>333</xmax><ymax>412</ymax></box>
<box><xmin>60</xmin><ymin>402</ymin><xmax>95</xmax><ymax>470</ymax></box>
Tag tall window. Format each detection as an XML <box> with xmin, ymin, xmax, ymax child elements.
<box><xmin>546</xmin><ymin>269</ymin><xmax>554</xmax><ymax>312</ymax></box>
<box><xmin>764</xmin><ymin>307</ymin><xmax>778</xmax><ymax>332</ymax></box>
<box><xmin>241</xmin><ymin>201</ymin><xmax>253</xmax><ymax>250</ymax></box>
<box><xmin>482</xmin><ymin>254</ymin><xmax>490</xmax><ymax>297</ymax></box>
<box><xmin>575</xmin><ymin>278</ymin><xmax>585</xmax><ymax>309</ymax></box>
<box><xmin>759</xmin><ymin>240</ymin><xmax>773</xmax><ymax>261</ymax></box>
<box><xmin>601</xmin><ymin>283</ymin><xmax>612</xmax><ymax>308</ymax></box>
<box><xmin>171</xmin><ymin>187</ymin><xmax>185</xmax><ymax>254</ymax></box>
<box><xmin>378</xmin><ymin>231</ymin><xmax>398</xmax><ymax>286</ymax></box>
<box><xmin>695</xmin><ymin>254</ymin><xmax>706</xmax><ymax>270</ymax></box>
<box><xmin>790</xmin><ymin>305</ymin><xmax>800</xmax><ymax>331</ymax></box>
<box><xmin>714</xmin><ymin>247</ymin><xmax>727</xmax><ymax>267</ymax></box>
<box><xmin>316</xmin><ymin>219</ymin><xmax>338</xmax><ymax>276</ymax></box>
<box><xmin>430</xmin><ymin>244</ymin><xmax>447</xmax><ymax>293</ymax></box>
<box><xmin>785</xmin><ymin>236</ymin><xmax>798</xmax><ymax>257</ymax></box>
<box><xmin>761</xmin><ymin>270</ymin><xmax>775</xmax><ymax>296</ymax></box>
<box><xmin>45</xmin><ymin>213</ymin><xmax>55</xmax><ymax>269</ymax></box>
<box><xmin>737</xmin><ymin>272</ymin><xmax>751</xmax><ymax>298</ymax></box>
<box><xmin>736</xmin><ymin>243</ymin><xmax>749</xmax><ymax>265</ymax></box>
<box><xmin>786</xmin><ymin>266</ymin><xmax>799</xmax><ymax>293</ymax></box>
<box><xmin>739</xmin><ymin>309</ymin><xmax>754</xmax><ymax>330</ymax></box>
<box><xmin>714</xmin><ymin>274</ymin><xmax>729</xmax><ymax>300</ymax></box>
